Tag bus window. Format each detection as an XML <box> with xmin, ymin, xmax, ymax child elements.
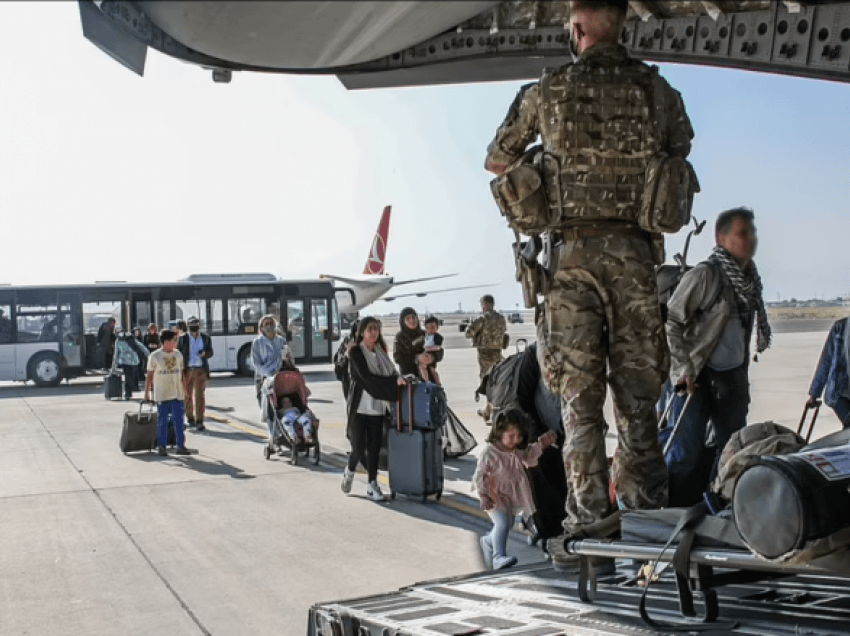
<box><xmin>175</xmin><ymin>300</ymin><xmax>208</xmax><ymax>330</ymax></box>
<box><xmin>153</xmin><ymin>301</ymin><xmax>170</xmax><ymax>330</ymax></box>
<box><xmin>83</xmin><ymin>302</ymin><xmax>121</xmax><ymax>334</ymax></box>
<box><xmin>134</xmin><ymin>301</ymin><xmax>152</xmax><ymax>330</ymax></box>
<box><xmin>227</xmin><ymin>298</ymin><xmax>266</xmax><ymax>334</ymax></box>
<box><xmin>210</xmin><ymin>300</ymin><xmax>224</xmax><ymax>335</ymax></box>
<box><xmin>16</xmin><ymin>305</ymin><xmax>58</xmax><ymax>343</ymax></box>
<box><xmin>0</xmin><ymin>304</ymin><xmax>11</xmax><ymax>344</ymax></box>
<box><xmin>311</xmin><ymin>299</ymin><xmax>330</xmax><ymax>358</ymax></box>
<box><xmin>286</xmin><ymin>300</ymin><xmax>305</xmax><ymax>358</ymax></box>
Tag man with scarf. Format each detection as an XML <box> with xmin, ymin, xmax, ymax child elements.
<box><xmin>664</xmin><ymin>207</ymin><xmax>771</xmax><ymax>507</ymax></box>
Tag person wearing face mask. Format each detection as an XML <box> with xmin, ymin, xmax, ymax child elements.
<box><xmin>485</xmin><ymin>0</ymin><xmax>695</xmax><ymax>563</ymax></box>
<box><xmin>177</xmin><ymin>316</ymin><xmax>213</xmax><ymax>431</ymax></box>
<box><xmin>251</xmin><ymin>314</ymin><xmax>292</xmax><ymax>404</ymax></box>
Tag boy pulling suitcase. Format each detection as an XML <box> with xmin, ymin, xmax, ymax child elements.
<box><xmin>145</xmin><ymin>329</ymin><xmax>192</xmax><ymax>457</ymax></box>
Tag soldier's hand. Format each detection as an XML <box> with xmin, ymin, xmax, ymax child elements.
<box><xmin>806</xmin><ymin>395</ymin><xmax>821</xmax><ymax>409</ymax></box>
<box><xmin>676</xmin><ymin>376</ymin><xmax>694</xmax><ymax>395</ymax></box>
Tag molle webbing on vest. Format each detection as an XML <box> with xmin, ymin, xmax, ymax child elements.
<box><xmin>540</xmin><ymin>61</ymin><xmax>658</xmax><ymax>225</ymax></box>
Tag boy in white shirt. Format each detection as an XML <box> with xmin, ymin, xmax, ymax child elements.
<box><xmin>145</xmin><ymin>329</ymin><xmax>191</xmax><ymax>457</ymax></box>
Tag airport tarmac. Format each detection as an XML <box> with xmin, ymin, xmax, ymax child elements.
<box><xmin>0</xmin><ymin>320</ymin><xmax>841</xmax><ymax>636</ymax></box>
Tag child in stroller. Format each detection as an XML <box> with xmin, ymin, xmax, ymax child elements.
<box><xmin>259</xmin><ymin>364</ymin><xmax>320</xmax><ymax>464</ymax></box>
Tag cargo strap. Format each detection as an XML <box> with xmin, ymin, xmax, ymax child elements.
<box><xmin>637</xmin><ymin>501</ymin><xmax>738</xmax><ymax>632</ymax></box>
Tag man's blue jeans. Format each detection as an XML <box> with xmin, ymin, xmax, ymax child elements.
<box><xmin>157</xmin><ymin>399</ymin><xmax>185</xmax><ymax>448</ymax></box>
<box><xmin>664</xmin><ymin>364</ymin><xmax>749</xmax><ymax>507</ymax></box>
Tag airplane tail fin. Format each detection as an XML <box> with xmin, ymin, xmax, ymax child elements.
<box><xmin>363</xmin><ymin>206</ymin><xmax>391</xmax><ymax>275</ymax></box>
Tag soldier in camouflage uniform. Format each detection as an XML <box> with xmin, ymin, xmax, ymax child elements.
<box><xmin>485</xmin><ymin>0</ymin><xmax>694</xmax><ymax>542</ymax></box>
<box><xmin>465</xmin><ymin>294</ymin><xmax>507</xmax><ymax>421</ymax></box>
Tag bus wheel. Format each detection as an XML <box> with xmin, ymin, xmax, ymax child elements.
<box><xmin>237</xmin><ymin>346</ymin><xmax>252</xmax><ymax>377</ymax></box>
<box><xmin>29</xmin><ymin>352</ymin><xmax>62</xmax><ymax>387</ymax></box>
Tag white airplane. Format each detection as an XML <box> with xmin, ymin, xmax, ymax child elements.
<box><xmin>321</xmin><ymin>206</ymin><xmax>495</xmax><ymax>322</ymax></box>
<box><xmin>78</xmin><ymin>2</ymin><xmax>850</xmax><ymax>87</ymax></box>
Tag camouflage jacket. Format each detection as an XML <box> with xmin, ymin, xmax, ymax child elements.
<box><xmin>465</xmin><ymin>311</ymin><xmax>507</xmax><ymax>350</ymax></box>
<box><xmin>485</xmin><ymin>43</ymin><xmax>693</xmax><ymax>226</ymax></box>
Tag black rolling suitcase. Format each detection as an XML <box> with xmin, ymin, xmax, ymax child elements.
<box><xmin>119</xmin><ymin>400</ymin><xmax>158</xmax><ymax>453</ymax></box>
<box><xmin>104</xmin><ymin>372</ymin><xmax>122</xmax><ymax>400</ymax></box>
<box><xmin>388</xmin><ymin>387</ymin><xmax>444</xmax><ymax>502</ymax></box>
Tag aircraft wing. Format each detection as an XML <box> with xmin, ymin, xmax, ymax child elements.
<box><xmin>80</xmin><ymin>1</ymin><xmax>850</xmax><ymax>86</ymax></box>
<box><xmin>392</xmin><ymin>274</ymin><xmax>456</xmax><ymax>287</ymax></box>
<box><xmin>381</xmin><ymin>283</ymin><xmax>498</xmax><ymax>303</ymax></box>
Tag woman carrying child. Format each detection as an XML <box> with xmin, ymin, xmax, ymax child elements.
<box><xmin>472</xmin><ymin>408</ymin><xmax>556</xmax><ymax>569</ymax></box>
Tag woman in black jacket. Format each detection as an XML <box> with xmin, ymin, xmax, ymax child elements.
<box><xmin>342</xmin><ymin>317</ymin><xmax>406</xmax><ymax>502</ymax></box>
<box><xmin>393</xmin><ymin>307</ymin><xmax>435</xmax><ymax>380</ymax></box>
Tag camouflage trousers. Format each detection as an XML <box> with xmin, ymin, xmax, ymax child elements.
<box><xmin>477</xmin><ymin>348</ymin><xmax>503</xmax><ymax>379</ymax></box>
<box><xmin>536</xmin><ymin>230</ymin><xmax>669</xmax><ymax>533</ymax></box>
<box><xmin>477</xmin><ymin>348</ymin><xmax>503</xmax><ymax>422</ymax></box>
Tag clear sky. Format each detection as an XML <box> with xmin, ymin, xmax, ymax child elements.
<box><xmin>1</xmin><ymin>2</ymin><xmax>848</xmax><ymax>315</ymax></box>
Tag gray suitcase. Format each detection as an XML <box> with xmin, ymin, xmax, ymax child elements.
<box><xmin>387</xmin><ymin>393</ymin><xmax>443</xmax><ymax>503</ymax></box>
<box><xmin>119</xmin><ymin>400</ymin><xmax>158</xmax><ymax>453</ymax></box>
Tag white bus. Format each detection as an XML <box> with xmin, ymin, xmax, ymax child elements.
<box><xmin>0</xmin><ymin>274</ymin><xmax>340</xmax><ymax>387</ymax></box>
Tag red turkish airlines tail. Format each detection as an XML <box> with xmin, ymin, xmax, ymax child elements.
<box><xmin>363</xmin><ymin>205</ymin><xmax>391</xmax><ymax>275</ymax></box>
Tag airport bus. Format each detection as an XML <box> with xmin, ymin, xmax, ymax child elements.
<box><xmin>0</xmin><ymin>274</ymin><xmax>340</xmax><ymax>387</ymax></box>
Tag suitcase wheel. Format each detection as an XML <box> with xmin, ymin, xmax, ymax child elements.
<box><xmin>264</xmin><ymin>445</ymin><xmax>271</xmax><ymax>460</ymax></box>
<box><xmin>390</xmin><ymin>491</ymin><xmax>396</xmax><ymax>500</ymax></box>
<box><xmin>436</xmin><ymin>490</ymin><xmax>442</xmax><ymax>501</ymax></box>
<box><xmin>421</xmin><ymin>494</ymin><xmax>428</xmax><ymax>504</ymax></box>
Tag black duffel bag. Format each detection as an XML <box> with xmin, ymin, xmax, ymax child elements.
<box><xmin>734</xmin><ymin>446</ymin><xmax>850</xmax><ymax>559</ymax></box>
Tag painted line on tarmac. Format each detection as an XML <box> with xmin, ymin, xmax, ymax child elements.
<box><xmin>208</xmin><ymin>412</ymin><xmax>489</xmax><ymax>521</ymax></box>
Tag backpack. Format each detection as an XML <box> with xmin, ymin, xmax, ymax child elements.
<box><xmin>656</xmin><ymin>258</ymin><xmax>724</xmax><ymax>323</ymax></box>
<box><xmin>476</xmin><ymin>340</ymin><xmax>532</xmax><ymax>425</ymax></box>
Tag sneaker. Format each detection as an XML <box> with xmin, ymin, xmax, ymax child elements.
<box><xmin>479</xmin><ymin>535</ymin><xmax>494</xmax><ymax>570</ymax></box>
<box><xmin>187</xmin><ymin>418</ymin><xmax>196</xmax><ymax>428</ymax></box>
<box><xmin>493</xmin><ymin>555</ymin><xmax>518</xmax><ymax>570</ymax></box>
<box><xmin>175</xmin><ymin>446</ymin><xmax>190</xmax><ymax>456</ymax></box>
<box><xmin>341</xmin><ymin>467</ymin><xmax>354</xmax><ymax>494</ymax></box>
<box><xmin>157</xmin><ymin>446</ymin><xmax>167</xmax><ymax>457</ymax></box>
<box><xmin>195</xmin><ymin>423</ymin><xmax>206</xmax><ymax>432</ymax></box>
<box><xmin>366</xmin><ymin>480</ymin><xmax>385</xmax><ymax>502</ymax></box>
<box><xmin>547</xmin><ymin>534</ymin><xmax>581</xmax><ymax>572</ymax></box>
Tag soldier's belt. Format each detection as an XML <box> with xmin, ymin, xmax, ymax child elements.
<box><xmin>554</xmin><ymin>223</ymin><xmax>648</xmax><ymax>242</ymax></box>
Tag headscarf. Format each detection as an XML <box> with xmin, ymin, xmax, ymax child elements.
<box><xmin>395</xmin><ymin>307</ymin><xmax>425</xmax><ymax>365</ymax></box>
<box><xmin>708</xmin><ymin>246</ymin><xmax>771</xmax><ymax>354</ymax></box>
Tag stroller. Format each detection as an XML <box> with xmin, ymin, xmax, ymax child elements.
<box><xmin>259</xmin><ymin>368</ymin><xmax>320</xmax><ymax>465</ymax></box>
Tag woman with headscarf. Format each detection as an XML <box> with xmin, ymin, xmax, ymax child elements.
<box><xmin>393</xmin><ymin>307</ymin><xmax>434</xmax><ymax>381</ymax></box>
<box><xmin>342</xmin><ymin>316</ymin><xmax>406</xmax><ymax>502</ymax></box>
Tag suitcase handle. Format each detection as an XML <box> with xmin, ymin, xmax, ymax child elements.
<box><xmin>797</xmin><ymin>399</ymin><xmax>821</xmax><ymax>443</ymax></box>
<box><xmin>138</xmin><ymin>399</ymin><xmax>156</xmax><ymax>416</ymax></box>
<box><xmin>397</xmin><ymin>381</ymin><xmax>414</xmax><ymax>433</ymax></box>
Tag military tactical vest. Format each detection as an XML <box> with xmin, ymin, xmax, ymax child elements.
<box><xmin>539</xmin><ymin>58</ymin><xmax>659</xmax><ymax>226</ymax></box>
<box><xmin>471</xmin><ymin>312</ymin><xmax>507</xmax><ymax>350</ymax></box>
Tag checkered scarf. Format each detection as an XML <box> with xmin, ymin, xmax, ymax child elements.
<box><xmin>709</xmin><ymin>246</ymin><xmax>771</xmax><ymax>354</ymax></box>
